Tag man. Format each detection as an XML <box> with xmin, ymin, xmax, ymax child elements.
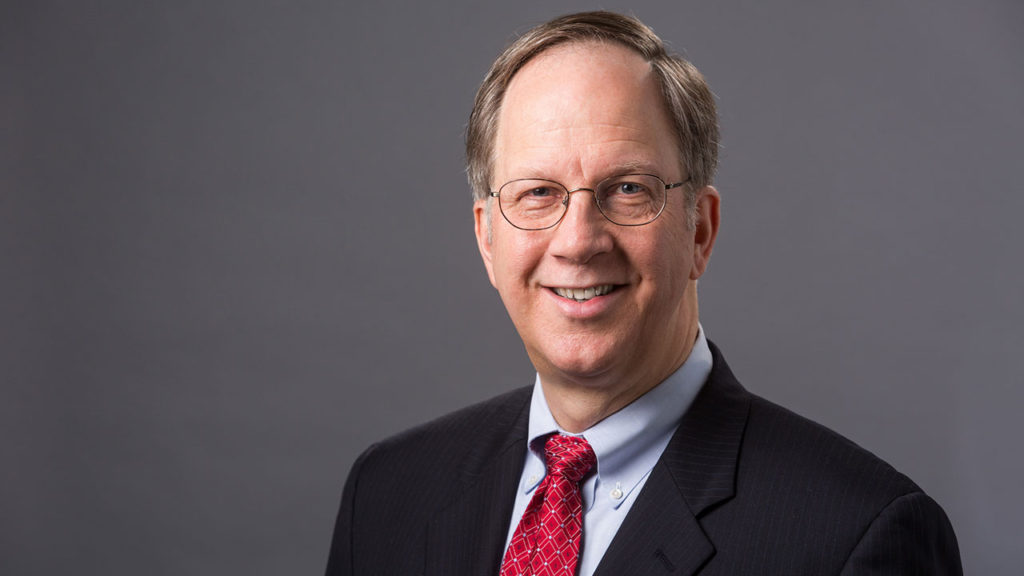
<box><xmin>326</xmin><ymin>11</ymin><xmax>961</xmax><ymax>576</ymax></box>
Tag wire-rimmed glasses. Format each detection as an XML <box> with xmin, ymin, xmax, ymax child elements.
<box><xmin>488</xmin><ymin>173</ymin><xmax>688</xmax><ymax>230</ymax></box>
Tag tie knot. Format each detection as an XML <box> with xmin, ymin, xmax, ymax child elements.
<box><xmin>544</xmin><ymin>434</ymin><xmax>596</xmax><ymax>483</ymax></box>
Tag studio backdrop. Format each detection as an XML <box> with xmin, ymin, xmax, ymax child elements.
<box><xmin>3</xmin><ymin>1</ymin><xmax>1022</xmax><ymax>574</ymax></box>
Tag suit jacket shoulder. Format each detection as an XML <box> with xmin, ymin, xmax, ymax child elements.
<box><xmin>326</xmin><ymin>387</ymin><xmax>531</xmax><ymax>576</ymax></box>
<box><xmin>366</xmin><ymin>385</ymin><xmax>531</xmax><ymax>480</ymax></box>
<box><xmin>595</xmin><ymin>341</ymin><xmax>961</xmax><ymax>575</ymax></box>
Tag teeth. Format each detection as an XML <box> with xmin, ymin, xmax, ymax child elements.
<box><xmin>553</xmin><ymin>285</ymin><xmax>614</xmax><ymax>302</ymax></box>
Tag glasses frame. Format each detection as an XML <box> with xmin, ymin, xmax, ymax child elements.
<box><xmin>488</xmin><ymin>173</ymin><xmax>689</xmax><ymax>231</ymax></box>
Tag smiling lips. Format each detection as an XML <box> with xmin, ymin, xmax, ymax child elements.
<box><xmin>551</xmin><ymin>284</ymin><xmax>616</xmax><ymax>302</ymax></box>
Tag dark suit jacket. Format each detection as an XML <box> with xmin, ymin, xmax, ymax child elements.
<box><xmin>326</xmin><ymin>342</ymin><xmax>962</xmax><ymax>575</ymax></box>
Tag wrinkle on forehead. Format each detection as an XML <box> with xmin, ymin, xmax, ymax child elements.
<box><xmin>499</xmin><ymin>146</ymin><xmax>664</xmax><ymax>182</ymax></box>
<box><xmin>496</xmin><ymin>126</ymin><xmax>673</xmax><ymax>184</ymax></box>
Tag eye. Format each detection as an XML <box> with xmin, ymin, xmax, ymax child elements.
<box><xmin>616</xmin><ymin>182</ymin><xmax>645</xmax><ymax>195</ymax></box>
<box><xmin>606</xmin><ymin>180</ymin><xmax>650</xmax><ymax>197</ymax></box>
<box><xmin>525</xmin><ymin>186</ymin><xmax>555</xmax><ymax>198</ymax></box>
<box><xmin>515</xmin><ymin>185</ymin><xmax>560</xmax><ymax>202</ymax></box>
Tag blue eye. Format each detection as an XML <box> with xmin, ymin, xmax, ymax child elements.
<box><xmin>526</xmin><ymin>187</ymin><xmax>555</xmax><ymax>198</ymax></box>
<box><xmin>614</xmin><ymin>179</ymin><xmax>655</xmax><ymax>194</ymax></box>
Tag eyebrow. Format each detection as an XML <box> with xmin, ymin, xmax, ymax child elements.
<box><xmin>508</xmin><ymin>160</ymin><xmax>664</xmax><ymax>181</ymax></box>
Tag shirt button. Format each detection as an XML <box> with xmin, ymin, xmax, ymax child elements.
<box><xmin>528</xmin><ymin>475</ymin><xmax>538</xmax><ymax>484</ymax></box>
<box><xmin>610</xmin><ymin>487</ymin><xmax>623</xmax><ymax>500</ymax></box>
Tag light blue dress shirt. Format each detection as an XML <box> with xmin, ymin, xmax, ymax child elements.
<box><xmin>502</xmin><ymin>327</ymin><xmax>713</xmax><ymax>576</ymax></box>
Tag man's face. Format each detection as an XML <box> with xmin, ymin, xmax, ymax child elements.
<box><xmin>474</xmin><ymin>42</ymin><xmax>718</xmax><ymax>399</ymax></box>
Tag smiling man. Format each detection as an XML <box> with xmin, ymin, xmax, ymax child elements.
<box><xmin>475</xmin><ymin>38</ymin><xmax>713</xmax><ymax>437</ymax></box>
<box><xmin>326</xmin><ymin>11</ymin><xmax>961</xmax><ymax>576</ymax></box>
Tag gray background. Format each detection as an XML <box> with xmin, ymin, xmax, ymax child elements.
<box><xmin>3</xmin><ymin>0</ymin><xmax>1022</xmax><ymax>574</ymax></box>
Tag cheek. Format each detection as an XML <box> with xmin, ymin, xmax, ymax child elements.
<box><xmin>635</xmin><ymin>228</ymin><xmax>693</xmax><ymax>289</ymax></box>
<box><xmin>490</xmin><ymin>233</ymin><xmax>547</xmax><ymax>288</ymax></box>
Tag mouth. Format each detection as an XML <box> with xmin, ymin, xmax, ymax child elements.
<box><xmin>550</xmin><ymin>284</ymin><xmax>616</xmax><ymax>303</ymax></box>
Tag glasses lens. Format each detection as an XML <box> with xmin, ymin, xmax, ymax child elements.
<box><xmin>498</xmin><ymin>179</ymin><xmax>567</xmax><ymax>230</ymax></box>
<box><xmin>596</xmin><ymin>174</ymin><xmax>667</xmax><ymax>225</ymax></box>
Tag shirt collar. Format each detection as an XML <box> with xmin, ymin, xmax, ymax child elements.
<box><xmin>520</xmin><ymin>326</ymin><xmax>713</xmax><ymax>510</ymax></box>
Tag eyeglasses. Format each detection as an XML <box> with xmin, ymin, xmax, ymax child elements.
<box><xmin>488</xmin><ymin>173</ymin><xmax>688</xmax><ymax>230</ymax></box>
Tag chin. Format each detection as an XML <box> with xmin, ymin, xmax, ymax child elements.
<box><xmin>536</xmin><ymin>344</ymin><xmax>622</xmax><ymax>384</ymax></box>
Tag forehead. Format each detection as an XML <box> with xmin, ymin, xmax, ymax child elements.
<box><xmin>494</xmin><ymin>41</ymin><xmax>678</xmax><ymax>180</ymax></box>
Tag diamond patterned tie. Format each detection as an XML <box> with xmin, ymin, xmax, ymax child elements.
<box><xmin>500</xmin><ymin>434</ymin><xmax>597</xmax><ymax>576</ymax></box>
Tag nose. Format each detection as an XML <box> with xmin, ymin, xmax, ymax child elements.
<box><xmin>548</xmin><ymin>188</ymin><xmax>614</xmax><ymax>263</ymax></box>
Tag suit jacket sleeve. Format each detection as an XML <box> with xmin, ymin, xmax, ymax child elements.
<box><xmin>839</xmin><ymin>490</ymin><xmax>962</xmax><ymax>575</ymax></box>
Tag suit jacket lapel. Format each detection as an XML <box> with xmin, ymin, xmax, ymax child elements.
<box><xmin>592</xmin><ymin>462</ymin><xmax>713</xmax><ymax>575</ymax></box>
<box><xmin>424</xmin><ymin>391</ymin><xmax>530</xmax><ymax>576</ymax></box>
<box><xmin>594</xmin><ymin>341</ymin><xmax>751</xmax><ymax>576</ymax></box>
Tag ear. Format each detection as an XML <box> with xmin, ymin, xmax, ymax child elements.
<box><xmin>690</xmin><ymin>186</ymin><xmax>720</xmax><ymax>280</ymax></box>
<box><xmin>474</xmin><ymin>199</ymin><xmax>498</xmax><ymax>287</ymax></box>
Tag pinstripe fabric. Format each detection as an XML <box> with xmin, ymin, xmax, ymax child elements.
<box><xmin>326</xmin><ymin>386</ymin><xmax>531</xmax><ymax>576</ymax></box>
<box><xmin>325</xmin><ymin>341</ymin><xmax>962</xmax><ymax>575</ymax></box>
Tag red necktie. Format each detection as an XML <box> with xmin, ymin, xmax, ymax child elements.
<box><xmin>500</xmin><ymin>434</ymin><xmax>597</xmax><ymax>576</ymax></box>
